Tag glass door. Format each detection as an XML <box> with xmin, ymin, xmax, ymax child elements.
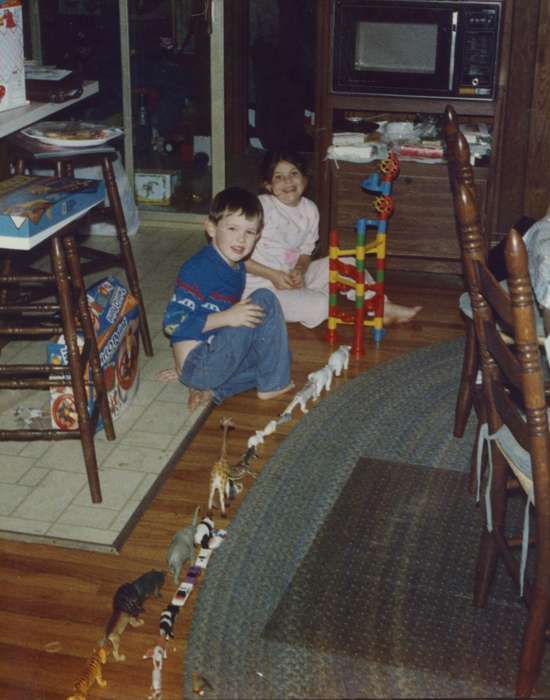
<box><xmin>120</xmin><ymin>0</ymin><xmax>225</xmax><ymax>224</ymax></box>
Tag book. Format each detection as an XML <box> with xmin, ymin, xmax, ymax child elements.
<box><xmin>0</xmin><ymin>174</ymin><xmax>105</xmax><ymax>250</ymax></box>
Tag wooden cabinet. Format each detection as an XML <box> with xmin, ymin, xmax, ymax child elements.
<box><xmin>330</xmin><ymin>160</ymin><xmax>487</xmax><ymax>274</ymax></box>
<box><xmin>314</xmin><ymin>0</ymin><xmax>542</xmax><ymax>275</ymax></box>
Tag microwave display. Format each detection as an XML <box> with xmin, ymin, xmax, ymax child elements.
<box><xmin>332</xmin><ymin>0</ymin><xmax>502</xmax><ymax>101</ymax></box>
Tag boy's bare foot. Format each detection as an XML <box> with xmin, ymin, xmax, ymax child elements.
<box><xmin>188</xmin><ymin>388</ymin><xmax>214</xmax><ymax>410</ymax></box>
<box><xmin>257</xmin><ymin>382</ymin><xmax>295</xmax><ymax>400</ymax></box>
<box><xmin>156</xmin><ymin>368</ymin><xmax>179</xmax><ymax>382</ymax></box>
<box><xmin>383</xmin><ymin>303</ymin><xmax>422</xmax><ymax>326</ymax></box>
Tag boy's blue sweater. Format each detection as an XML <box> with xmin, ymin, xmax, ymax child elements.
<box><xmin>163</xmin><ymin>244</ymin><xmax>245</xmax><ymax>343</ymax></box>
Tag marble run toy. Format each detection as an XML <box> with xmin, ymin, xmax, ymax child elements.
<box><xmin>327</xmin><ymin>152</ymin><xmax>399</xmax><ymax>355</ymax></box>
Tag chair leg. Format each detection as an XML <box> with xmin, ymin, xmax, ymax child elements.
<box><xmin>473</xmin><ymin>445</ymin><xmax>509</xmax><ymax>608</ymax></box>
<box><xmin>454</xmin><ymin>316</ymin><xmax>477</xmax><ymax>438</ymax></box>
<box><xmin>50</xmin><ymin>235</ymin><xmax>102</xmax><ymax>503</ymax></box>
<box><xmin>101</xmin><ymin>156</ymin><xmax>154</xmax><ymax>357</ymax></box>
<box><xmin>63</xmin><ymin>233</ymin><xmax>115</xmax><ymax>442</ymax></box>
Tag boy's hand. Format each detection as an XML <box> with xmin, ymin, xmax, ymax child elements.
<box><xmin>225</xmin><ymin>298</ymin><xmax>265</xmax><ymax>327</ymax></box>
<box><xmin>270</xmin><ymin>270</ymin><xmax>295</xmax><ymax>290</ymax></box>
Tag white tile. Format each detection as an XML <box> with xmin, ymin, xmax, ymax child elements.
<box><xmin>55</xmin><ymin>504</ymin><xmax>119</xmax><ymax>529</ymax></box>
<box><xmin>0</xmin><ymin>514</ymin><xmax>50</xmax><ymax>535</ymax></box>
<box><xmin>101</xmin><ymin>444</ymin><xmax>172</xmax><ymax>475</ymax></box>
<box><xmin>0</xmin><ymin>484</ymin><xmax>32</xmax><ymax>515</ymax></box>
<box><xmin>130</xmin><ymin>379</ymin><xmax>165</xmax><ymax>407</ymax></box>
<box><xmin>45</xmin><ymin>522</ymin><xmax>118</xmax><ymax>546</ymax></box>
<box><xmin>18</xmin><ymin>467</ymin><xmax>49</xmax><ymax>487</ymax></box>
<box><xmin>73</xmin><ymin>468</ymin><xmax>145</xmax><ymax>510</ymax></box>
<box><xmin>34</xmin><ymin>439</ymin><xmax>114</xmax><ymax>471</ymax></box>
<box><xmin>0</xmin><ymin>455</ymin><xmax>34</xmax><ymax>484</ymax></box>
<box><xmin>13</xmin><ymin>470</ymin><xmax>86</xmax><ymax>521</ymax></box>
<box><xmin>132</xmin><ymin>401</ymin><xmax>189</xmax><ymax>436</ymax></box>
<box><xmin>120</xmin><ymin>431</ymin><xmax>173</xmax><ymax>450</ymax></box>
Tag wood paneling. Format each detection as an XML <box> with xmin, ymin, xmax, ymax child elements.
<box><xmin>524</xmin><ymin>0</ymin><xmax>550</xmax><ymax>218</ymax></box>
<box><xmin>329</xmin><ymin>160</ymin><xmax>487</xmax><ymax>272</ymax></box>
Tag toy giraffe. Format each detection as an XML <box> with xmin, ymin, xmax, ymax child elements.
<box><xmin>207</xmin><ymin>417</ymin><xmax>236</xmax><ymax>516</ymax></box>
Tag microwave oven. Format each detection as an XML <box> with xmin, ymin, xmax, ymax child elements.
<box><xmin>331</xmin><ymin>0</ymin><xmax>503</xmax><ymax>100</ymax></box>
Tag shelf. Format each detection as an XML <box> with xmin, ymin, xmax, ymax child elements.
<box><xmin>326</xmin><ymin>93</ymin><xmax>497</xmax><ymax>117</ymax></box>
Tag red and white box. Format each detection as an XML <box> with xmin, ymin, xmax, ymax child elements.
<box><xmin>47</xmin><ymin>277</ymin><xmax>140</xmax><ymax>432</ymax></box>
<box><xmin>0</xmin><ymin>1</ymin><xmax>27</xmax><ymax>113</ymax></box>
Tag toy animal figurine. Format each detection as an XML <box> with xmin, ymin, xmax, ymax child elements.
<box><xmin>307</xmin><ymin>365</ymin><xmax>333</xmax><ymax>397</ymax></box>
<box><xmin>143</xmin><ymin>640</ymin><xmax>167</xmax><ymax>700</ymax></box>
<box><xmin>100</xmin><ymin>569</ymin><xmax>165</xmax><ymax>662</ymax></box>
<box><xmin>261</xmin><ymin>419</ymin><xmax>278</xmax><ymax>436</ymax></box>
<box><xmin>282</xmin><ymin>381</ymin><xmax>318</xmax><ymax>415</ymax></box>
<box><xmin>66</xmin><ymin>647</ymin><xmax>108</xmax><ymax>700</ymax></box>
<box><xmin>167</xmin><ymin>506</ymin><xmax>200</xmax><ymax>584</ymax></box>
<box><xmin>208</xmin><ymin>417</ymin><xmax>236</xmax><ymax>516</ymax></box>
<box><xmin>194</xmin><ymin>514</ymin><xmax>215</xmax><ymax>548</ymax></box>
<box><xmin>328</xmin><ymin>345</ymin><xmax>351</xmax><ymax>376</ymax></box>
<box><xmin>247</xmin><ymin>430</ymin><xmax>264</xmax><ymax>451</ymax></box>
<box><xmin>160</xmin><ymin>603</ymin><xmax>180</xmax><ymax>640</ymax></box>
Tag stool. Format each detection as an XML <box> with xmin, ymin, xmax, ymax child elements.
<box><xmin>0</xmin><ymin>214</ymin><xmax>115</xmax><ymax>504</ymax></box>
<box><xmin>8</xmin><ymin>130</ymin><xmax>154</xmax><ymax>357</ymax></box>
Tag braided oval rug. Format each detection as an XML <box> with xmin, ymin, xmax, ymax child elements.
<box><xmin>184</xmin><ymin>338</ymin><xmax>548</xmax><ymax>699</ymax></box>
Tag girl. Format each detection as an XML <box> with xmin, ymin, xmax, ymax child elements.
<box><xmin>244</xmin><ymin>150</ymin><xmax>422</xmax><ymax>329</ymax></box>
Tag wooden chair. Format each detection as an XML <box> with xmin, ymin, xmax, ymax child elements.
<box><xmin>7</xmin><ymin>130</ymin><xmax>153</xmax><ymax>357</ymax></box>
<box><xmin>443</xmin><ymin>104</ymin><xmax>486</xmax><ymax>493</ymax></box>
<box><xmin>455</xmin><ymin>181</ymin><xmax>550</xmax><ymax>698</ymax></box>
<box><xmin>443</xmin><ymin>105</ymin><xmax>543</xmax><ymax>493</ymax></box>
<box><xmin>0</xmin><ymin>213</ymin><xmax>116</xmax><ymax>504</ymax></box>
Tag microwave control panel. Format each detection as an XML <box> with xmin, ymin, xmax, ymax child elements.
<box><xmin>458</xmin><ymin>8</ymin><xmax>500</xmax><ymax>97</ymax></box>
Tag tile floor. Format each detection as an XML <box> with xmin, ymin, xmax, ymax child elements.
<box><xmin>0</xmin><ymin>225</ymin><xmax>208</xmax><ymax>552</ymax></box>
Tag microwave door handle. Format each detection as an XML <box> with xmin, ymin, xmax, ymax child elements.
<box><xmin>448</xmin><ymin>11</ymin><xmax>458</xmax><ymax>91</ymax></box>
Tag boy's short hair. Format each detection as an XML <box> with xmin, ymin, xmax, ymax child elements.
<box><xmin>208</xmin><ymin>186</ymin><xmax>264</xmax><ymax>232</ymax></box>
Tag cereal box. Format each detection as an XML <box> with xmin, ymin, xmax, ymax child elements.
<box><xmin>48</xmin><ymin>277</ymin><xmax>140</xmax><ymax>432</ymax></box>
<box><xmin>0</xmin><ymin>1</ymin><xmax>27</xmax><ymax>113</ymax></box>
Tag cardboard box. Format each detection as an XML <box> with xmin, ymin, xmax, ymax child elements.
<box><xmin>0</xmin><ymin>1</ymin><xmax>27</xmax><ymax>113</ymax></box>
<box><xmin>135</xmin><ymin>169</ymin><xmax>180</xmax><ymax>205</ymax></box>
<box><xmin>0</xmin><ymin>175</ymin><xmax>106</xmax><ymax>250</ymax></box>
<box><xmin>48</xmin><ymin>277</ymin><xmax>140</xmax><ymax>432</ymax></box>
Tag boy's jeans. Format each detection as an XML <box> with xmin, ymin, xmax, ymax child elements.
<box><xmin>180</xmin><ymin>289</ymin><xmax>292</xmax><ymax>404</ymax></box>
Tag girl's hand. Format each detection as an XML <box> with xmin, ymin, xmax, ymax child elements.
<box><xmin>270</xmin><ymin>269</ymin><xmax>295</xmax><ymax>290</ymax></box>
<box><xmin>289</xmin><ymin>267</ymin><xmax>305</xmax><ymax>289</ymax></box>
<box><xmin>224</xmin><ymin>298</ymin><xmax>265</xmax><ymax>328</ymax></box>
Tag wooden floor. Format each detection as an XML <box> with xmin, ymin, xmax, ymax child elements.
<box><xmin>0</xmin><ymin>272</ymin><xmax>465</xmax><ymax>700</ymax></box>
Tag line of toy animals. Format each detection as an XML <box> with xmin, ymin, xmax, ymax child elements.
<box><xmin>244</xmin><ymin>344</ymin><xmax>350</xmax><ymax>457</ymax></box>
<box><xmin>66</xmin><ymin>344</ymin><xmax>351</xmax><ymax>700</ymax></box>
<box><xmin>205</xmin><ymin>345</ymin><xmax>352</xmax><ymax>519</ymax></box>
<box><xmin>66</xmin><ymin>512</ymin><xmax>225</xmax><ymax>700</ymax></box>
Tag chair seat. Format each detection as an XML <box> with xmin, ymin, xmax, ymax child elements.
<box><xmin>459</xmin><ymin>288</ymin><xmax>546</xmax><ymax>340</ymax></box>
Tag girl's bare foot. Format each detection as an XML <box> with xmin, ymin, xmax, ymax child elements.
<box><xmin>257</xmin><ymin>382</ymin><xmax>295</xmax><ymax>400</ymax></box>
<box><xmin>156</xmin><ymin>368</ymin><xmax>179</xmax><ymax>382</ymax></box>
<box><xmin>188</xmin><ymin>388</ymin><xmax>214</xmax><ymax>410</ymax></box>
<box><xmin>383</xmin><ymin>303</ymin><xmax>422</xmax><ymax>326</ymax></box>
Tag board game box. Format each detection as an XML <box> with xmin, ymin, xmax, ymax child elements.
<box><xmin>47</xmin><ymin>277</ymin><xmax>140</xmax><ymax>432</ymax></box>
<box><xmin>0</xmin><ymin>175</ymin><xmax>105</xmax><ymax>250</ymax></box>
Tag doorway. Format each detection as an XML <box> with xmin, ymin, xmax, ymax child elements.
<box><xmin>27</xmin><ymin>0</ymin><xmax>225</xmax><ymax>223</ymax></box>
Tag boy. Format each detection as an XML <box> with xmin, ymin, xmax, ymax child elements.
<box><xmin>162</xmin><ymin>186</ymin><xmax>293</xmax><ymax>409</ymax></box>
